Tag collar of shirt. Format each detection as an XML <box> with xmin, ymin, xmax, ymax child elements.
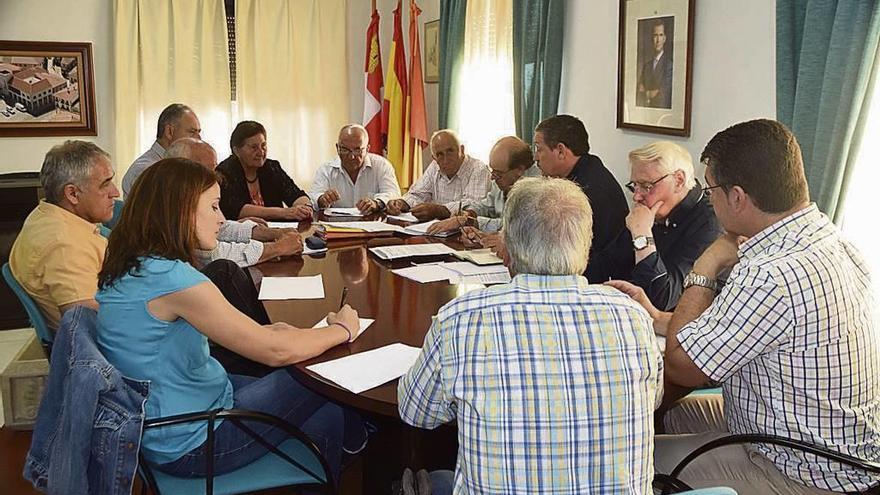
<box><xmin>654</xmin><ymin>51</ymin><xmax>665</xmax><ymax>63</ymax></box>
<box><xmin>662</xmin><ymin>184</ymin><xmax>704</xmax><ymax>229</ymax></box>
<box><xmin>737</xmin><ymin>203</ymin><xmax>823</xmax><ymax>260</ymax></box>
<box><xmin>38</xmin><ymin>200</ymin><xmax>103</xmax><ymax>236</ymax></box>
<box><xmin>437</xmin><ymin>155</ymin><xmax>475</xmax><ymax>184</ymax></box>
<box><xmin>150</xmin><ymin>140</ymin><xmax>167</xmax><ymax>159</ymax></box>
<box><xmin>512</xmin><ymin>273</ymin><xmax>589</xmax><ymax>291</ymax></box>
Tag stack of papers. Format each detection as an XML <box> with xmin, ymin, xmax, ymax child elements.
<box><xmin>369</xmin><ymin>243</ymin><xmax>456</xmax><ymax>260</ymax></box>
<box><xmin>321</xmin><ymin>221</ymin><xmax>405</xmax><ymax>233</ymax></box>
<box><xmin>325</xmin><ymin>207</ymin><xmax>364</xmax><ymax>217</ymax></box>
<box><xmin>386</xmin><ymin>212</ymin><xmax>419</xmax><ymax>223</ymax></box>
<box><xmin>392</xmin><ymin>261</ymin><xmax>511</xmax><ymax>285</ymax></box>
<box><xmin>452</xmin><ymin>248</ymin><xmax>504</xmax><ymax>265</ymax></box>
<box><xmin>258</xmin><ymin>275</ymin><xmax>325</xmax><ymax>300</ymax></box>
<box><xmin>312</xmin><ymin>316</ymin><xmax>375</xmax><ymax>340</ymax></box>
<box><xmin>306</xmin><ymin>343</ymin><xmax>422</xmax><ymax>393</ymax></box>
<box><xmin>267</xmin><ymin>221</ymin><xmax>298</xmax><ymax>229</ymax></box>
<box><xmin>400</xmin><ymin>220</ymin><xmax>457</xmax><ymax>238</ymax></box>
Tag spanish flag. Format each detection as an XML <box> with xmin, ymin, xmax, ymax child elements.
<box><xmin>382</xmin><ymin>0</ymin><xmax>409</xmax><ymax>187</ymax></box>
<box><xmin>404</xmin><ymin>0</ymin><xmax>428</xmax><ymax>185</ymax></box>
<box><xmin>363</xmin><ymin>5</ymin><xmax>384</xmax><ymax>155</ymax></box>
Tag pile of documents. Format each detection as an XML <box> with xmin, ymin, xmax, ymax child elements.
<box><xmin>316</xmin><ymin>221</ymin><xmax>401</xmax><ymax>240</ymax></box>
<box><xmin>392</xmin><ymin>261</ymin><xmax>511</xmax><ymax>285</ymax></box>
<box><xmin>369</xmin><ymin>243</ymin><xmax>456</xmax><ymax>260</ymax></box>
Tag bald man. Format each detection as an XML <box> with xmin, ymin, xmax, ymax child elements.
<box><xmin>166</xmin><ymin>138</ymin><xmax>303</xmax><ymax>266</ymax></box>
<box><xmin>427</xmin><ymin>136</ymin><xmax>540</xmax><ymax>242</ymax></box>
<box><xmin>308</xmin><ymin>124</ymin><xmax>401</xmax><ymax>215</ymax></box>
<box><xmin>386</xmin><ymin>130</ymin><xmax>490</xmax><ymax>221</ymax></box>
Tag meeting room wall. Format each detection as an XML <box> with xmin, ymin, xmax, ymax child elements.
<box><xmin>0</xmin><ymin>0</ymin><xmax>115</xmax><ymax>175</ymax></box>
<box><xmin>560</xmin><ymin>0</ymin><xmax>776</xmax><ymax>190</ymax></box>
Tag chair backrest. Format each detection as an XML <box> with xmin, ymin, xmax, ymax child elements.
<box><xmin>2</xmin><ymin>262</ymin><xmax>53</xmax><ymax>346</ymax></box>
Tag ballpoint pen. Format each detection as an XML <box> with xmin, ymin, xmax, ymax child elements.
<box><xmin>340</xmin><ymin>286</ymin><xmax>348</xmax><ymax>308</ymax></box>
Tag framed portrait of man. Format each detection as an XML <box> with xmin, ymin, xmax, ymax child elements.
<box><xmin>616</xmin><ymin>0</ymin><xmax>694</xmax><ymax>136</ymax></box>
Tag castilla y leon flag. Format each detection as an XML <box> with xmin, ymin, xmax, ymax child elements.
<box><xmin>363</xmin><ymin>6</ymin><xmax>384</xmax><ymax>155</ymax></box>
<box><xmin>382</xmin><ymin>0</ymin><xmax>410</xmax><ymax>187</ymax></box>
<box><xmin>404</xmin><ymin>0</ymin><xmax>428</xmax><ymax>186</ymax></box>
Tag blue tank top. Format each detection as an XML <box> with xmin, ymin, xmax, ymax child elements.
<box><xmin>97</xmin><ymin>257</ymin><xmax>234</xmax><ymax>464</ymax></box>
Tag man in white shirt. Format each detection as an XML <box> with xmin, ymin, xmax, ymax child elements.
<box><xmin>309</xmin><ymin>124</ymin><xmax>401</xmax><ymax>214</ymax></box>
<box><xmin>385</xmin><ymin>130</ymin><xmax>490</xmax><ymax>221</ymax></box>
<box><xmin>122</xmin><ymin>103</ymin><xmax>201</xmax><ymax>196</ymax></box>
<box><xmin>165</xmin><ymin>138</ymin><xmax>303</xmax><ymax>267</ymax></box>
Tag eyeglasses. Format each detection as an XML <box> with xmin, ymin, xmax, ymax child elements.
<box><xmin>625</xmin><ymin>174</ymin><xmax>670</xmax><ymax>194</ymax></box>
<box><xmin>336</xmin><ymin>144</ymin><xmax>367</xmax><ymax>157</ymax></box>
<box><xmin>489</xmin><ymin>168</ymin><xmax>511</xmax><ymax>179</ymax></box>
<box><xmin>702</xmin><ymin>184</ymin><xmax>725</xmax><ymax>197</ymax></box>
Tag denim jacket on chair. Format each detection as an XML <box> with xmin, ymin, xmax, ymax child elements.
<box><xmin>23</xmin><ymin>306</ymin><xmax>150</xmax><ymax>495</ymax></box>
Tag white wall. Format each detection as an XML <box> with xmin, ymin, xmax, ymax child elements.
<box><xmin>560</xmin><ymin>0</ymin><xmax>776</xmax><ymax>185</ymax></box>
<box><xmin>346</xmin><ymin>0</ymin><xmax>440</xmax><ymax>170</ymax></box>
<box><xmin>0</xmin><ymin>0</ymin><xmax>115</xmax><ymax>174</ymax></box>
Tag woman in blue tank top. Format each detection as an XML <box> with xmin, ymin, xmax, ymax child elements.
<box><xmin>96</xmin><ymin>158</ymin><xmax>366</xmax><ymax>479</ymax></box>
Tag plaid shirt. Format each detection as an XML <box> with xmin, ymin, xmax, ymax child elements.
<box><xmin>399</xmin><ymin>274</ymin><xmax>662</xmax><ymax>494</ymax></box>
<box><xmin>401</xmin><ymin>155</ymin><xmax>491</xmax><ymax>214</ymax></box>
<box><xmin>677</xmin><ymin>204</ymin><xmax>880</xmax><ymax>492</ymax></box>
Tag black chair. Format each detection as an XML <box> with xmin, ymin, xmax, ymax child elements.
<box><xmin>137</xmin><ymin>408</ymin><xmax>335</xmax><ymax>495</ymax></box>
<box><xmin>658</xmin><ymin>434</ymin><xmax>880</xmax><ymax>495</ymax></box>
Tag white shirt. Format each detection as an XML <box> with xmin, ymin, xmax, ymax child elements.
<box><xmin>123</xmin><ymin>141</ymin><xmax>165</xmax><ymax>197</ymax></box>
<box><xmin>401</xmin><ymin>155</ymin><xmax>490</xmax><ymax>213</ymax></box>
<box><xmin>308</xmin><ymin>153</ymin><xmax>401</xmax><ymax>208</ymax></box>
<box><xmin>465</xmin><ymin>164</ymin><xmax>541</xmax><ymax>232</ymax></box>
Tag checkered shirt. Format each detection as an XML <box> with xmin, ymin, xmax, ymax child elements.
<box><xmin>399</xmin><ymin>274</ymin><xmax>663</xmax><ymax>494</ymax></box>
<box><xmin>677</xmin><ymin>204</ymin><xmax>880</xmax><ymax>492</ymax></box>
<box><xmin>401</xmin><ymin>155</ymin><xmax>491</xmax><ymax>213</ymax></box>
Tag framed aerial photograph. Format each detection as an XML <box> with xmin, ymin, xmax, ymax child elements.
<box><xmin>0</xmin><ymin>40</ymin><xmax>97</xmax><ymax>137</ymax></box>
<box><xmin>616</xmin><ymin>0</ymin><xmax>694</xmax><ymax>136</ymax></box>
<box><xmin>424</xmin><ymin>19</ymin><xmax>440</xmax><ymax>83</ymax></box>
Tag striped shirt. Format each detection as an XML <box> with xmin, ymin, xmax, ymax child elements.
<box><xmin>399</xmin><ymin>274</ymin><xmax>663</xmax><ymax>494</ymax></box>
<box><xmin>677</xmin><ymin>204</ymin><xmax>880</xmax><ymax>492</ymax></box>
<box><xmin>401</xmin><ymin>155</ymin><xmax>491</xmax><ymax>214</ymax></box>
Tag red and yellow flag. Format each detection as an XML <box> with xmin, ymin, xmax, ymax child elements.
<box><xmin>382</xmin><ymin>0</ymin><xmax>410</xmax><ymax>187</ymax></box>
<box><xmin>404</xmin><ymin>0</ymin><xmax>428</xmax><ymax>185</ymax></box>
<box><xmin>363</xmin><ymin>5</ymin><xmax>384</xmax><ymax>154</ymax></box>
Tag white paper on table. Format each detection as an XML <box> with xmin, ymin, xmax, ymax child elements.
<box><xmin>386</xmin><ymin>212</ymin><xmax>419</xmax><ymax>223</ymax></box>
<box><xmin>302</xmin><ymin>245</ymin><xmax>328</xmax><ymax>256</ymax></box>
<box><xmin>321</xmin><ymin>221</ymin><xmax>404</xmax><ymax>233</ymax></box>
<box><xmin>306</xmin><ymin>343</ymin><xmax>422</xmax><ymax>394</ymax></box>
<box><xmin>258</xmin><ymin>275</ymin><xmax>325</xmax><ymax>300</ymax></box>
<box><xmin>325</xmin><ymin>207</ymin><xmax>364</xmax><ymax>217</ymax></box>
<box><xmin>369</xmin><ymin>243</ymin><xmax>456</xmax><ymax>260</ymax></box>
<box><xmin>440</xmin><ymin>261</ymin><xmax>509</xmax><ymax>277</ymax></box>
<box><xmin>312</xmin><ymin>316</ymin><xmax>375</xmax><ymax>339</ymax></box>
<box><xmin>391</xmin><ymin>264</ymin><xmax>455</xmax><ymax>283</ymax></box>
<box><xmin>267</xmin><ymin>221</ymin><xmax>299</xmax><ymax>229</ymax></box>
<box><xmin>456</xmin><ymin>271</ymin><xmax>512</xmax><ymax>285</ymax></box>
<box><xmin>399</xmin><ymin>220</ymin><xmax>456</xmax><ymax>238</ymax></box>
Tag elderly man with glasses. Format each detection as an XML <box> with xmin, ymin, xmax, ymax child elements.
<box><xmin>308</xmin><ymin>124</ymin><xmax>401</xmax><ymax>214</ymax></box>
<box><xmin>622</xmin><ymin>141</ymin><xmax>721</xmax><ymax>310</ymax></box>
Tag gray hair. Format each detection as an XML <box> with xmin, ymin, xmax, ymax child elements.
<box><xmin>503</xmin><ymin>177</ymin><xmax>593</xmax><ymax>275</ymax></box>
<box><xmin>628</xmin><ymin>141</ymin><xmax>696</xmax><ymax>188</ymax></box>
<box><xmin>156</xmin><ymin>103</ymin><xmax>192</xmax><ymax>139</ymax></box>
<box><xmin>40</xmin><ymin>140</ymin><xmax>110</xmax><ymax>204</ymax></box>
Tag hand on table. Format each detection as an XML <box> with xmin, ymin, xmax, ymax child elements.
<box><xmin>411</xmin><ymin>203</ymin><xmax>451</xmax><ymax>221</ymax></box>
<box><xmin>318</xmin><ymin>189</ymin><xmax>340</xmax><ymax>209</ymax></box>
<box><xmin>427</xmin><ymin>216</ymin><xmax>465</xmax><ymax>235</ymax></box>
<box><xmin>356</xmin><ymin>197</ymin><xmax>380</xmax><ymax>215</ymax></box>
<box><xmin>275</xmin><ymin>231</ymin><xmax>304</xmax><ymax>256</ymax></box>
<box><xmin>385</xmin><ymin>199</ymin><xmax>409</xmax><ymax>216</ymax></box>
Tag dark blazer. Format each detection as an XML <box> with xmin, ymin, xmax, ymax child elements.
<box><xmin>216</xmin><ymin>156</ymin><xmax>308</xmax><ymax>220</ymax></box>
<box><xmin>637</xmin><ymin>51</ymin><xmax>673</xmax><ymax>108</ymax></box>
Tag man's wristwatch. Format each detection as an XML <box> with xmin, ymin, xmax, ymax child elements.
<box><xmin>632</xmin><ymin>235</ymin><xmax>655</xmax><ymax>251</ymax></box>
<box><xmin>374</xmin><ymin>198</ymin><xmax>386</xmax><ymax>212</ymax></box>
<box><xmin>683</xmin><ymin>271</ymin><xmax>719</xmax><ymax>292</ymax></box>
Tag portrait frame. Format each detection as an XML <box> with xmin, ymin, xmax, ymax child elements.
<box><xmin>424</xmin><ymin>19</ymin><xmax>440</xmax><ymax>83</ymax></box>
<box><xmin>0</xmin><ymin>40</ymin><xmax>97</xmax><ymax>137</ymax></box>
<box><xmin>616</xmin><ymin>0</ymin><xmax>694</xmax><ymax>136</ymax></box>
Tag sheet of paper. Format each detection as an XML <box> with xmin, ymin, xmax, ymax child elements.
<box><xmin>369</xmin><ymin>243</ymin><xmax>456</xmax><ymax>260</ymax></box>
<box><xmin>391</xmin><ymin>264</ymin><xmax>456</xmax><ymax>283</ymax></box>
<box><xmin>267</xmin><ymin>221</ymin><xmax>299</xmax><ymax>229</ymax></box>
<box><xmin>400</xmin><ymin>220</ymin><xmax>456</xmax><ymax>238</ymax></box>
<box><xmin>455</xmin><ymin>271</ymin><xmax>512</xmax><ymax>285</ymax></box>
<box><xmin>303</xmin><ymin>245</ymin><xmax>328</xmax><ymax>256</ymax></box>
<box><xmin>440</xmin><ymin>261</ymin><xmax>509</xmax><ymax>277</ymax></box>
<box><xmin>258</xmin><ymin>275</ymin><xmax>325</xmax><ymax>300</ymax></box>
<box><xmin>313</xmin><ymin>316</ymin><xmax>375</xmax><ymax>339</ymax></box>
<box><xmin>386</xmin><ymin>212</ymin><xmax>419</xmax><ymax>223</ymax></box>
<box><xmin>453</xmin><ymin>248</ymin><xmax>504</xmax><ymax>265</ymax></box>
<box><xmin>321</xmin><ymin>221</ymin><xmax>404</xmax><ymax>233</ymax></box>
<box><xmin>325</xmin><ymin>207</ymin><xmax>364</xmax><ymax>217</ymax></box>
<box><xmin>306</xmin><ymin>343</ymin><xmax>422</xmax><ymax>394</ymax></box>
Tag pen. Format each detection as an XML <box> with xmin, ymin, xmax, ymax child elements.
<box><xmin>340</xmin><ymin>286</ymin><xmax>349</xmax><ymax>308</ymax></box>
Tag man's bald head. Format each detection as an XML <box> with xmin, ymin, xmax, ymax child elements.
<box><xmin>430</xmin><ymin>129</ymin><xmax>465</xmax><ymax>177</ymax></box>
<box><xmin>489</xmin><ymin>136</ymin><xmax>534</xmax><ymax>193</ymax></box>
<box><xmin>337</xmin><ymin>124</ymin><xmax>369</xmax><ymax>172</ymax></box>
<box><xmin>166</xmin><ymin>137</ymin><xmax>218</xmax><ymax>170</ymax></box>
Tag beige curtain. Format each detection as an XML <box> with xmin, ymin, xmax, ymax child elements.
<box><xmin>456</xmin><ymin>0</ymin><xmax>516</xmax><ymax>162</ymax></box>
<box><xmin>113</xmin><ymin>0</ymin><xmax>232</xmax><ymax>181</ymax></box>
<box><xmin>235</xmin><ymin>0</ymin><xmax>349</xmax><ymax>186</ymax></box>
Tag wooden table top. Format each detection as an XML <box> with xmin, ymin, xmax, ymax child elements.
<box><xmin>255</xmin><ymin>215</ymin><xmax>479</xmax><ymax>417</ymax></box>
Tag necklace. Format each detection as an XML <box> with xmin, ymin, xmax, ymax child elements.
<box><xmin>245</xmin><ymin>175</ymin><xmax>259</xmax><ymax>184</ymax></box>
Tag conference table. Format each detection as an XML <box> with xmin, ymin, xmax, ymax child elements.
<box><xmin>252</xmin><ymin>214</ymin><xmax>473</xmax><ymax>488</ymax></box>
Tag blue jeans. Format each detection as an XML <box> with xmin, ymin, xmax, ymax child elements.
<box><xmin>430</xmin><ymin>470</ymin><xmax>455</xmax><ymax>495</ymax></box>
<box><xmin>156</xmin><ymin>369</ymin><xmax>365</xmax><ymax>480</ymax></box>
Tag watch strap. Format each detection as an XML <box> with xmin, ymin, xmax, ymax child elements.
<box><xmin>683</xmin><ymin>271</ymin><xmax>719</xmax><ymax>292</ymax></box>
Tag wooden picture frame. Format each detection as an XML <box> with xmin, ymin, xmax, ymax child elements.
<box><xmin>616</xmin><ymin>0</ymin><xmax>694</xmax><ymax>136</ymax></box>
<box><xmin>0</xmin><ymin>40</ymin><xmax>97</xmax><ymax>137</ymax></box>
<box><xmin>424</xmin><ymin>19</ymin><xmax>440</xmax><ymax>83</ymax></box>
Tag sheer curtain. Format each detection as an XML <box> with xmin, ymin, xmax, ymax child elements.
<box><xmin>235</xmin><ymin>0</ymin><xmax>349</xmax><ymax>186</ymax></box>
<box><xmin>113</xmin><ymin>0</ymin><xmax>233</xmax><ymax>179</ymax></box>
<box><xmin>455</xmin><ymin>0</ymin><xmax>516</xmax><ymax>162</ymax></box>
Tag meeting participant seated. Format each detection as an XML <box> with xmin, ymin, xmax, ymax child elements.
<box><xmin>533</xmin><ymin>114</ymin><xmax>630</xmax><ymax>282</ymax></box>
<box><xmin>609</xmin><ymin>119</ymin><xmax>880</xmax><ymax>494</ymax></box>
<box><xmin>309</xmin><ymin>124</ymin><xmax>401</xmax><ymax>215</ymax></box>
<box><xmin>385</xmin><ymin>129</ymin><xmax>489</xmax><ymax>221</ymax></box>
<box><xmin>96</xmin><ymin>158</ymin><xmax>367</xmax><ymax>480</ymax></box>
<box><xmin>399</xmin><ymin>177</ymin><xmax>663</xmax><ymax>494</ymax></box>
<box><xmin>622</xmin><ymin>141</ymin><xmax>721</xmax><ymax>310</ymax></box>
<box><xmin>216</xmin><ymin>120</ymin><xmax>313</xmax><ymax>221</ymax></box>
<box><xmin>9</xmin><ymin>141</ymin><xmax>119</xmax><ymax>331</ymax></box>
<box><xmin>166</xmin><ymin>138</ymin><xmax>303</xmax><ymax>268</ymax></box>
<box><xmin>426</xmin><ymin>136</ymin><xmax>540</xmax><ymax>246</ymax></box>
<box><xmin>122</xmin><ymin>103</ymin><xmax>201</xmax><ymax>196</ymax></box>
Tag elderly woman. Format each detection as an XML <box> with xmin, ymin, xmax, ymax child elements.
<box><xmin>217</xmin><ymin>120</ymin><xmax>313</xmax><ymax>221</ymax></box>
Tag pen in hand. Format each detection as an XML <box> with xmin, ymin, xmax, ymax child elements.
<box><xmin>339</xmin><ymin>286</ymin><xmax>349</xmax><ymax>309</ymax></box>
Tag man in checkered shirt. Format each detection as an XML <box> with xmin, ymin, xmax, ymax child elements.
<box><xmin>611</xmin><ymin>119</ymin><xmax>880</xmax><ymax>493</ymax></box>
<box><xmin>398</xmin><ymin>177</ymin><xmax>663</xmax><ymax>494</ymax></box>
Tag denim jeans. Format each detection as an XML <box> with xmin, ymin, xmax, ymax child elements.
<box><xmin>156</xmin><ymin>369</ymin><xmax>365</xmax><ymax>481</ymax></box>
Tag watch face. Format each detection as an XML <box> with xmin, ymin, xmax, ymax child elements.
<box><xmin>633</xmin><ymin>236</ymin><xmax>647</xmax><ymax>249</ymax></box>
